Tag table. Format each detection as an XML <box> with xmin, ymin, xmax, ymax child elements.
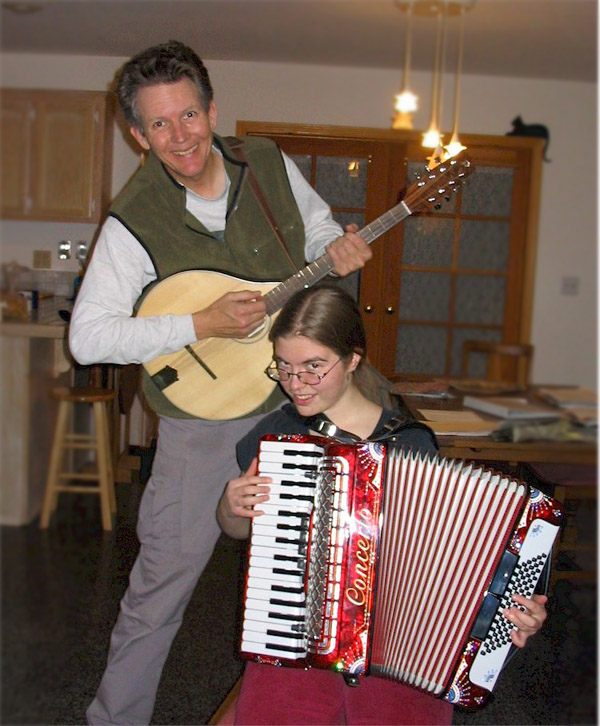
<box><xmin>396</xmin><ymin>386</ymin><xmax>597</xmax><ymax>466</ymax></box>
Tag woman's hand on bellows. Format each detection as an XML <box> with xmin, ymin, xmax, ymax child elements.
<box><xmin>223</xmin><ymin>458</ymin><xmax>271</xmax><ymax>519</ymax></box>
<box><xmin>503</xmin><ymin>593</ymin><xmax>548</xmax><ymax>648</ymax></box>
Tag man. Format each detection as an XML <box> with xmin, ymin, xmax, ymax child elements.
<box><xmin>69</xmin><ymin>40</ymin><xmax>371</xmax><ymax>725</ymax></box>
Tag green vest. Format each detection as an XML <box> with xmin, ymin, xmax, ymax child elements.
<box><xmin>110</xmin><ymin>134</ymin><xmax>305</xmax><ymax>419</ymax></box>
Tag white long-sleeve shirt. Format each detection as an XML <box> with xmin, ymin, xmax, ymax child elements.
<box><xmin>69</xmin><ymin>152</ymin><xmax>343</xmax><ymax>366</ymax></box>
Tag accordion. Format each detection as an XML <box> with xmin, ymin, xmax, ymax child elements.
<box><xmin>240</xmin><ymin>434</ymin><xmax>564</xmax><ymax>710</ymax></box>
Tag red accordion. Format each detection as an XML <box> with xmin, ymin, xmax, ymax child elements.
<box><xmin>240</xmin><ymin>434</ymin><xmax>564</xmax><ymax>710</ymax></box>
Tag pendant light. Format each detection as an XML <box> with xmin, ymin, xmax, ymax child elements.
<box><xmin>444</xmin><ymin>4</ymin><xmax>467</xmax><ymax>158</ymax></box>
<box><xmin>421</xmin><ymin>6</ymin><xmax>447</xmax><ymax>152</ymax></box>
<box><xmin>392</xmin><ymin>1</ymin><xmax>418</xmax><ymax>130</ymax></box>
<box><xmin>392</xmin><ymin>1</ymin><xmax>475</xmax><ymax>163</ymax></box>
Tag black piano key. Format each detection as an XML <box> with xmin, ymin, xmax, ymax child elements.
<box><xmin>266</xmin><ymin>629</ymin><xmax>305</xmax><ymax>640</ymax></box>
<box><xmin>277</xmin><ymin>478</ymin><xmax>316</xmax><ymax>489</ymax></box>
<box><xmin>268</xmin><ymin>611</ymin><xmax>304</xmax><ymax>622</ymax></box>
<box><xmin>273</xmin><ymin>554</ymin><xmax>306</xmax><ymax>567</ymax></box>
<box><xmin>273</xmin><ymin>567</ymin><xmax>304</xmax><ymax>577</ymax></box>
<box><xmin>281</xmin><ymin>448</ymin><xmax>323</xmax><ymax>459</ymax></box>
<box><xmin>272</xmin><ymin>584</ymin><xmax>305</xmax><ymax>595</ymax></box>
<box><xmin>277</xmin><ymin>510</ymin><xmax>311</xmax><ymax>520</ymax></box>
<box><xmin>275</xmin><ymin>533</ymin><xmax>308</xmax><ymax>545</ymax></box>
<box><xmin>265</xmin><ymin>643</ymin><xmax>306</xmax><ymax>654</ymax></box>
<box><xmin>269</xmin><ymin>597</ymin><xmax>305</xmax><ymax>608</ymax></box>
<box><xmin>276</xmin><ymin>523</ymin><xmax>308</xmax><ymax>532</ymax></box>
<box><xmin>280</xmin><ymin>493</ymin><xmax>313</xmax><ymax>502</ymax></box>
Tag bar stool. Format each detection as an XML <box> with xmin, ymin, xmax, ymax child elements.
<box><xmin>40</xmin><ymin>386</ymin><xmax>117</xmax><ymax>531</ymax></box>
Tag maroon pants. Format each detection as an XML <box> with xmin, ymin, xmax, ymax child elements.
<box><xmin>235</xmin><ymin>662</ymin><xmax>454</xmax><ymax>725</ymax></box>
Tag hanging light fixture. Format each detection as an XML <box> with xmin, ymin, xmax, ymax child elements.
<box><xmin>392</xmin><ymin>1</ymin><xmax>475</xmax><ymax>162</ymax></box>
<box><xmin>444</xmin><ymin>3</ymin><xmax>467</xmax><ymax>158</ymax></box>
<box><xmin>421</xmin><ymin>5</ymin><xmax>447</xmax><ymax>153</ymax></box>
<box><xmin>392</xmin><ymin>1</ymin><xmax>418</xmax><ymax>130</ymax></box>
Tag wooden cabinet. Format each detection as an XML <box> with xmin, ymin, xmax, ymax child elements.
<box><xmin>1</xmin><ymin>89</ymin><xmax>114</xmax><ymax>222</ymax></box>
<box><xmin>237</xmin><ymin>122</ymin><xmax>543</xmax><ymax>382</ymax></box>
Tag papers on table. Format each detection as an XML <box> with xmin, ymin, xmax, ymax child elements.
<box><xmin>462</xmin><ymin>396</ymin><xmax>560</xmax><ymax>421</ymax></box>
<box><xmin>417</xmin><ymin>409</ymin><xmax>500</xmax><ymax>436</ymax></box>
<box><xmin>537</xmin><ymin>387</ymin><xmax>597</xmax><ymax>408</ymax></box>
<box><xmin>536</xmin><ymin>388</ymin><xmax>597</xmax><ymax>426</ymax></box>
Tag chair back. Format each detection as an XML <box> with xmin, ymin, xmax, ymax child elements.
<box><xmin>461</xmin><ymin>340</ymin><xmax>534</xmax><ymax>387</ymax></box>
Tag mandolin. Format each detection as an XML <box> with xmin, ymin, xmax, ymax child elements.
<box><xmin>138</xmin><ymin>152</ymin><xmax>473</xmax><ymax>420</ymax></box>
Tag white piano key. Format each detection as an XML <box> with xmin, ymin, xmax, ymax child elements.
<box><xmin>248</xmin><ymin>566</ymin><xmax>304</xmax><ymax>584</ymax></box>
<box><xmin>259</xmin><ymin>441</ymin><xmax>324</xmax><ymax>455</ymax></box>
<box><xmin>244</xmin><ymin>600</ymin><xmax>306</xmax><ymax>619</ymax></box>
<box><xmin>249</xmin><ymin>555</ymin><xmax>305</xmax><ymax>571</ymax></box>
<box><xmin>257</xmin><ymin>501</ymin><xmax>313</xmax><ymax>516</ymax></box>
<box><xmin>261</xmin><ymin>482</ymin><xmax>316</xmax><ymax>498</ymax></box>
<box><xmin>256</xmin><ymin>507</ymin><xmax>312</xmax><ymax>522</ymax></box>
<box><xmin>243</xmin><ymin>609</ymin><xmax>305</xmax><ymax>631</ymax></box>
<box><xmin>240</xmin><ymin>639</ymin><xmax>306</xmax><ymax>660</ymax></box>
<box><xmin>245</xmin><ymin>586</ymin><xmax>306</xmax><ymax>603</ymax></box>
<box><xmin>251</xmin><ymin>522</ymin><xmax>308</xmax><ymax>538</ymax></box>
<box><xmin>250</xmin><ymin>534</ymin><xmax>305</xmax><ymax>552</ymax></box>
<box><xmin>241</xmin><ymin>629</ymin><xmax>306</xmax><ymax>649</ymax></box>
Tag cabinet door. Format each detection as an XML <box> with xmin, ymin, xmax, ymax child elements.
<box><xmin>30</xmin><ymin>93</ymin><xmax>105</xmax><ymax>221</ymax></box>
<box><xmin>1</xmin><ymin>92</ymin><xmax>31</xmax><ymax>217</ymax></box>
<box><xmin>1</xmin><ymin>89</ymin><xmax>113</xmax><ymax>222</ymax></box>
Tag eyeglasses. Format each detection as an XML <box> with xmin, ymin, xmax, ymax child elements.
<box><xmin>265</xmin><ymin>357</ymin><xmax>342</xmax><ymax>386</ymax></box>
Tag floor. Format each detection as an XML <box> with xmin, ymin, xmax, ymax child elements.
<box><xmin>2</xmin><ymin>473</ymin><xmax>597</xmax><ymax>726</ymax></box>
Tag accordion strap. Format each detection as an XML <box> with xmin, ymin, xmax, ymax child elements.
<box><xmin>306</xmin><ymin>413</ymin><xmax>414</xmax><ymax>445</ymax></box>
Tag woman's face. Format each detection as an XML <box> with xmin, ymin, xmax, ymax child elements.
<box><xmin>273</xmin><ymin>334</ymin><xmax>360</xmax><ymax>418</ymax></box>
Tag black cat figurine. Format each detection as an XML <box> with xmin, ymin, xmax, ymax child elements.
<box><xmin>506</xmin><ymin>116</ymin><xmax>551</xmax><ymax>162</ymax></box>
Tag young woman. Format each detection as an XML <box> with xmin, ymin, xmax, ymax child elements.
<box><xmin>217</xmin><ymin>284</ymin><xmax>547</xmax><ymax>725</ymax></box>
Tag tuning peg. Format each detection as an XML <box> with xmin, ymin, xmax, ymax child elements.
<box><xmin>434</xmin><ymin>203</ymin><xmax>442</xmax><ymax>210</ymax></box>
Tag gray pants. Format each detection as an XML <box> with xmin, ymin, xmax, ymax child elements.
<box><xmin>86</xmin><ymin>414</ymin><xmax>264</xmax><ymax>725</ymax></box>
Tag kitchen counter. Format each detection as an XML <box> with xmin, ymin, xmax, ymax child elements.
<box><xmin>0</xmin><ymin>295</ymin><xmax>71</xmax><ymax>339</ymax></box>
<box><xmin>1</xmin><ymin>295</ymin><xmax>73</xmax><ymax>525</ymax></box>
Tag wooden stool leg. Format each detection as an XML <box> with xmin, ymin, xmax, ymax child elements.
<box><xmin>101</xmin><ymin>402</ymin><xmax>117</xmax><ymax>514</ymax></box>
<box><xmin>40</xmin><ymin>400</ymin><xmax>71</xmax><ymax>528</ymax></box>
<box><xmin>93</xmin><ymin>402</ymin><xmax>114</xmax><ymax>531</ymax></box>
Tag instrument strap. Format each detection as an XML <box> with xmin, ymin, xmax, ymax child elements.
<box><xmin>306</xmin><ymin>413</ymin><xmax>413</xmax><ymax>445</ymax></box>
<box><xmin>225</xmin><ymin>137</ymin><xmax>298</xmax><ymax>273</ymax></box>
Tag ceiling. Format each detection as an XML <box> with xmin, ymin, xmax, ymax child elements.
<box><xmin>0</xmin><ymin>0</ymin><xmax>596</xmax><ymax>83</ymax></box>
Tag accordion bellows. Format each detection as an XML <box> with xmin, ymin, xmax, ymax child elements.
<box><xmin>240</xmin><ymin>434</ymin><xmax>564</xmax><ymax>710</ymax></box>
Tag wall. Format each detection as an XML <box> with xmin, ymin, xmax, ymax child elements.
<box><xmin>1</xmin><ymin>52</ymin><xmax>596</xmax><ymax>387</ymax></box>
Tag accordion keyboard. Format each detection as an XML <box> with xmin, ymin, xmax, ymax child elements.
<box><xmin>240</xmin><ymin>439</ymin><xmax>325</xmax><ymax>661</ymax></box>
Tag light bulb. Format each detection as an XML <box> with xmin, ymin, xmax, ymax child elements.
<box><xmin>422</xmin><ymin>127</ymin><xmax>442</xmax><ymax>148</ymax></box>
<box><xmin>444</xmin><ymin>137</ymin><xmax>467</xmax><ymax>158</ymax></box>
<box><xmin>394</xmin><ymin>90</ymin><xmax>418</xmax><ymax>113</ymax></box>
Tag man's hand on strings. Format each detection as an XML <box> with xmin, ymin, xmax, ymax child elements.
<box><xmin>192</xmin><ymin>290</ymin><xmax>267</xmax><ymax>340</ymax></box>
